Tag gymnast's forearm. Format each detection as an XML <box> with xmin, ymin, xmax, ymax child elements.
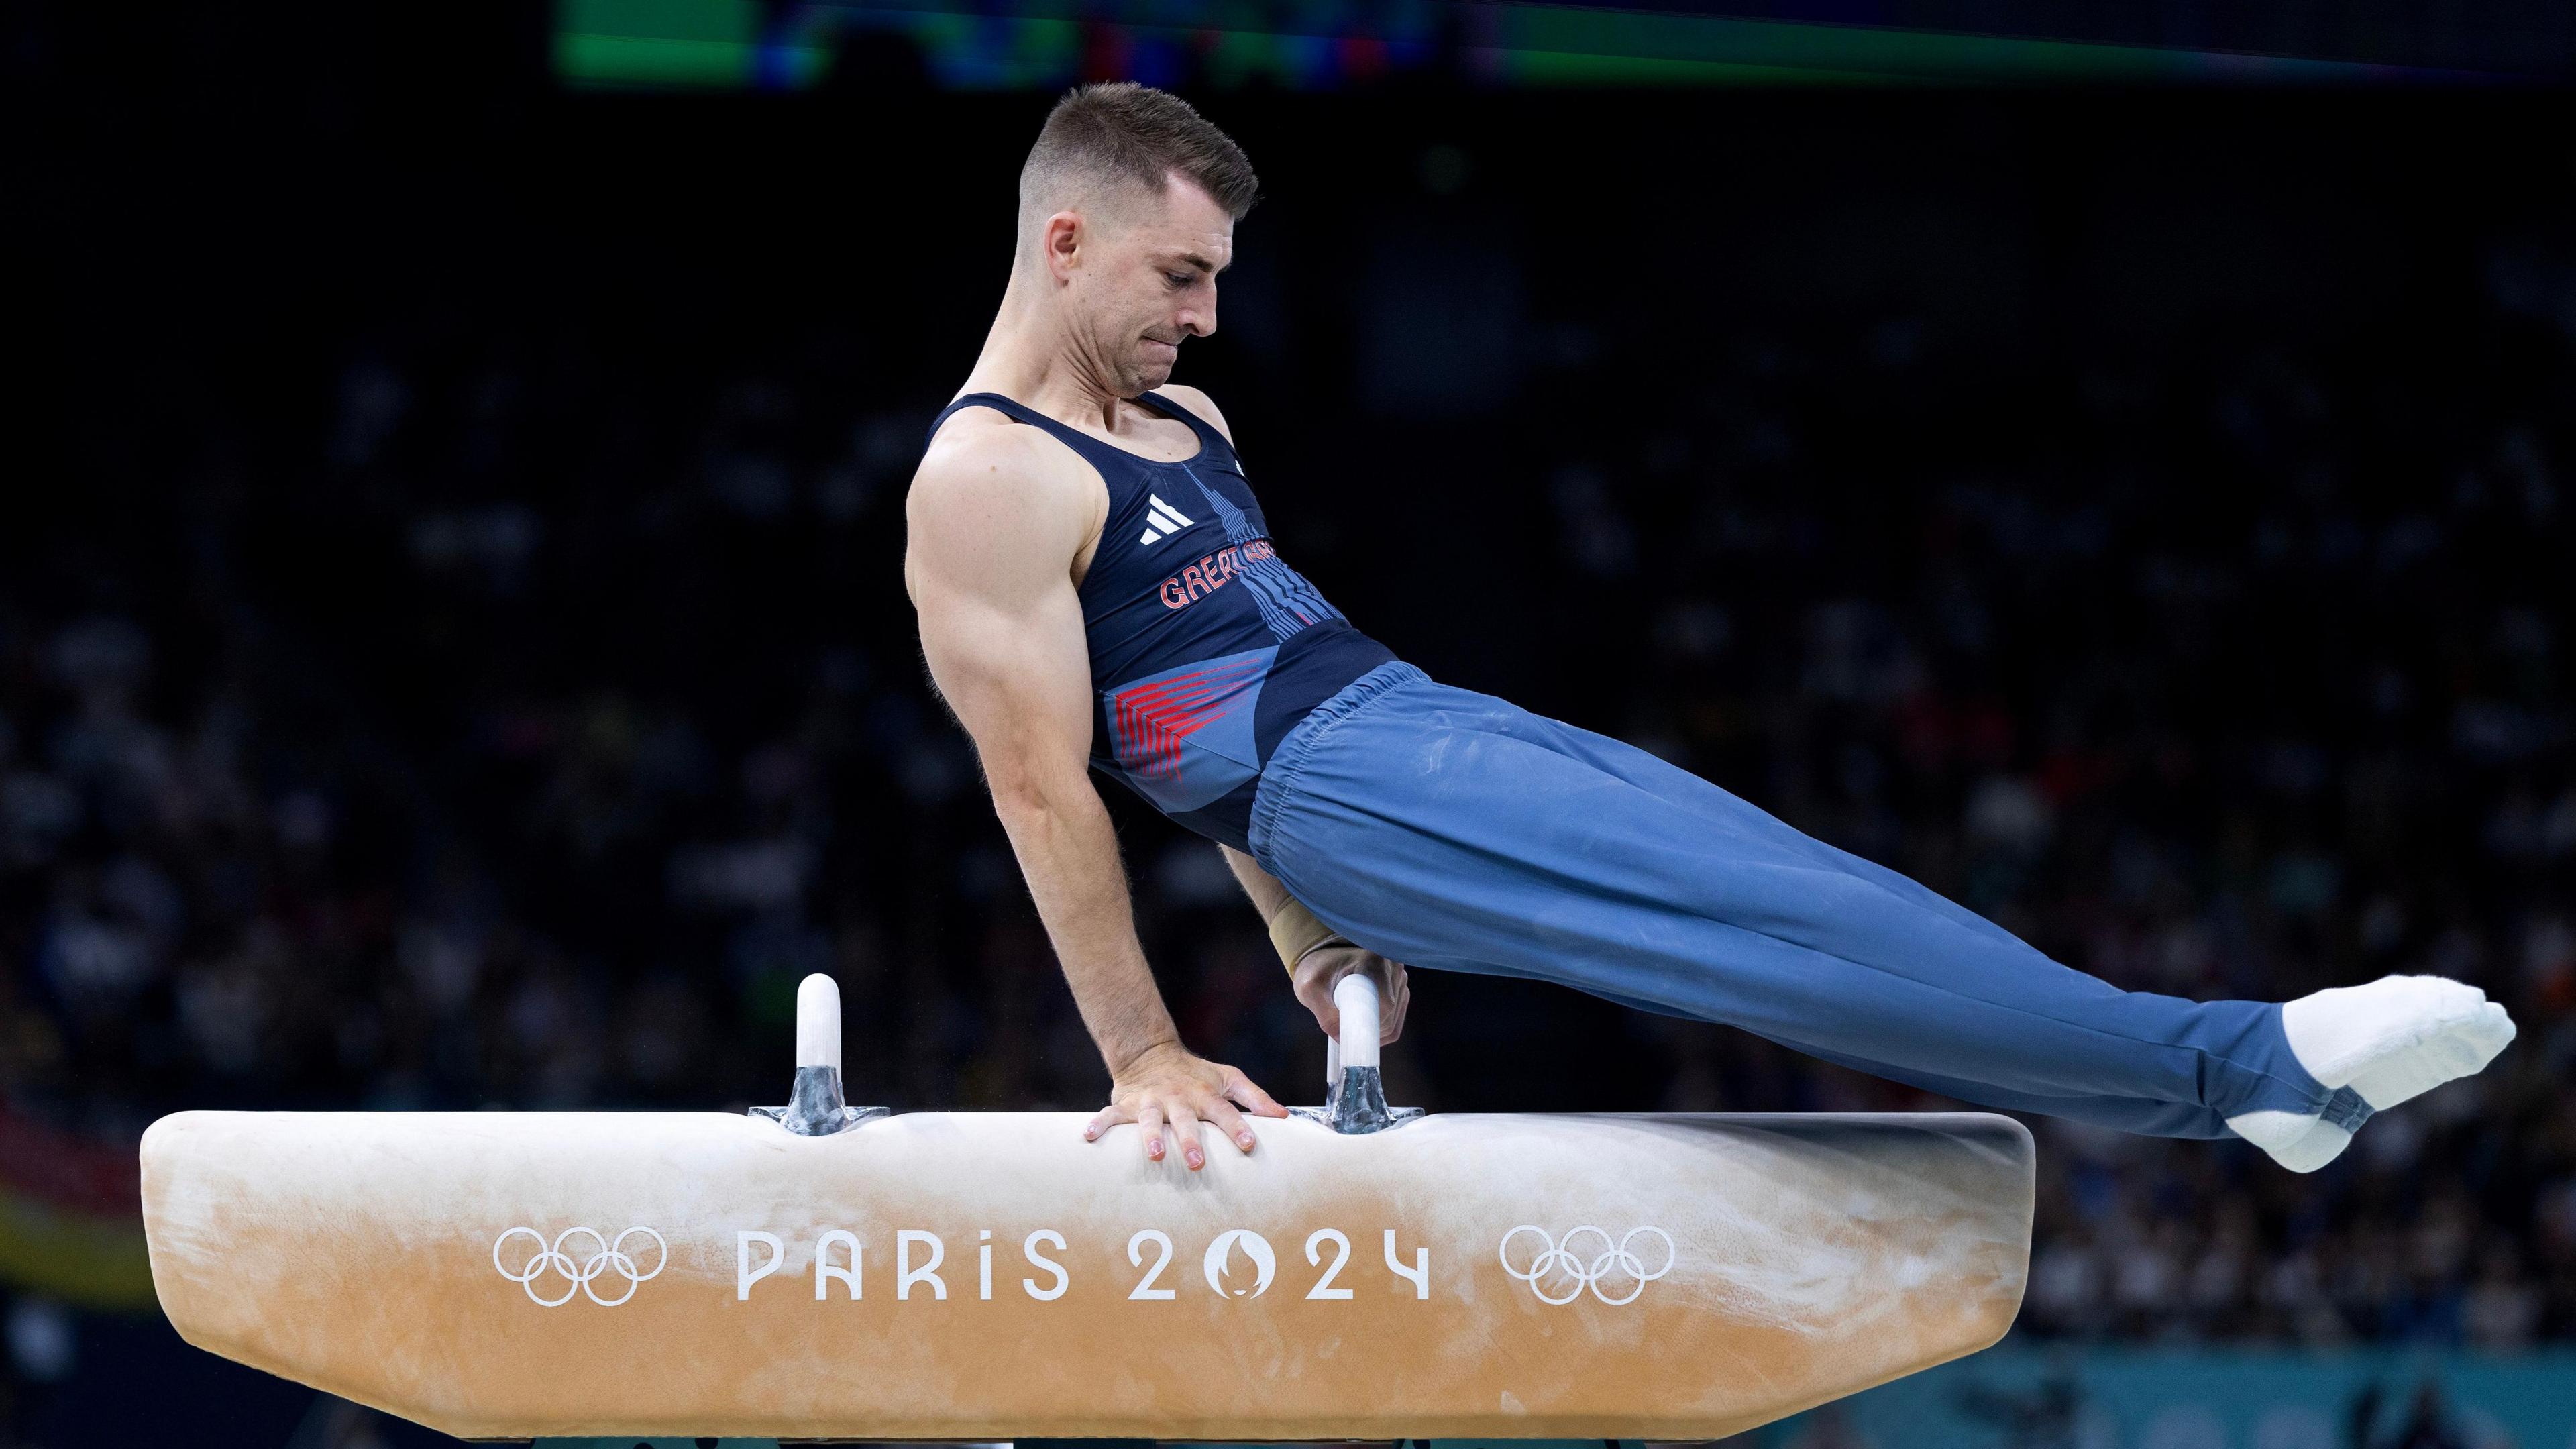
<box><xmin>1224</xmin><ymin>843</ymin><xmax>1358</xmax><ymax>977</ymax></box>
<box><xmin>989</xmin><ymin>774</ymin><xmax>1179</xmax><ymax>1076</ymax></box>
<box><xmin>1219</xmin><ymin>844</ymin><xmax>1293</xmax><ymax>922</ymax></box>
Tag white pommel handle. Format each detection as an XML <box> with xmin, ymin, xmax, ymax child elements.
<box><xmin>1332</xmin><ymin>974</ymin><xmax>1381</xmax><ymax>1072</ymax></box>
<box><xmin>796</xmin><ymin>973</ymin><xmax>841</xmax><ymax>1071</ymax></box>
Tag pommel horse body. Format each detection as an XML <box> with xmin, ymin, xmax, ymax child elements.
<box><xmin>140</xmin><ymin>977</ymin><xmax>2034</xmax><ymax>1443</ymax></box>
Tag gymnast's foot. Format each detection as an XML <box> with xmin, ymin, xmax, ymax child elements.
<box><xmin>2226</xmin><ymin>975</ymin><xmax>2517</xmax><ymax>1173</ymax></box>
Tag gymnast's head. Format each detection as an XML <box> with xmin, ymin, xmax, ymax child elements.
<box><xmin>1015</xmin><ymin>82</ymin><xmax>1258</xmax><ymax>395</ymax></box>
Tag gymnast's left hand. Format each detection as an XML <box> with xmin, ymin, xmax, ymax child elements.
<box><xmin>1291</xmin><ymin>945</ymin><xmax>1411</xmax><ymax>1046</ymax></box>
<box><xmin>1085</xmin><ymin>1041</ymin><xmax>1288</xmax><ymax>1170</ymax></box>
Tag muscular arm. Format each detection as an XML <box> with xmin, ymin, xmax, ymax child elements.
<box><xmin>906</xmin><ymin>420</ymin><xmax>1283</xmax><ymax>1166</ymax></box>
<box><xmin>1222</xmin><ymin>845</ymin><xmax>1413</xmax><ymax>1048</ymax></box>
<box><xmin>1219</xmin><ymin>845</ymin><xmax>1293</xmax><ymax>920</ymax></box>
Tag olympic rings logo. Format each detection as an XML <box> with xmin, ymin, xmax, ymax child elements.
<box><xmin>1498</xmin><ymin>1225</ymin><xmax>1674</xmax><ymax>1306</ymax></box>
<box><xmin>492</xmin><ymin>1226</ymin><xmax>667</xmax><ymax>1307</ymax></box>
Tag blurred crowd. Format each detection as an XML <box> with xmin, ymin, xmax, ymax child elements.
<box><xmin>1530</xmin><ymin>305</ymin><xmax>2576</xmax><ymax>1347</ymax></box>
<box><xmin>1521</xmin><ymin>266</ymin><xmax>2576</xmax><ymax>1346</ymax></box>
<box><xmin>7</xmin><ymin>160</ymin><xmax>2575</xmax><ymax>1379</ymax></box>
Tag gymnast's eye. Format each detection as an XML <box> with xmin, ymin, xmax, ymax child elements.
<box><xmin>1165</xmin><ymin>271</ymin><xmax>1193</xmax><ymax>289</ymax></box>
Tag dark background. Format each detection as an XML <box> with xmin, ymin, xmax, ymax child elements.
<box><xmin>4</xmin><ymin>4</ymin><xmax>2575</xmax><ymax>1444</ymax></box>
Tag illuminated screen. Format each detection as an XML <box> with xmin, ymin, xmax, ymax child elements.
<box><xmin>556</xmin><ymin>0</ymin><xmax>2454</xmax><ymax>92</ymax></box>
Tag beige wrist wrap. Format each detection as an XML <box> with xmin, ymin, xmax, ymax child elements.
<box><xmin>1265</xmin><ymin>899</ymin><xmax>1351</xmax><ymax>975</ymax></box>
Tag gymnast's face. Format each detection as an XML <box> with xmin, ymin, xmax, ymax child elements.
<box><xmin>1045</xmin><ymin>173</ymin><xmax>1232</xmax><ymax>396</ymax></box>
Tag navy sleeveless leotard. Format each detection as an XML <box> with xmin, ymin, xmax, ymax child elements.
<box><xmin>924</xmin><ymin>390</ymin><xmax>1395</xmax><ymax>851</ymax></box>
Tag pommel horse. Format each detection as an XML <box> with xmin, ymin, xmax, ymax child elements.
<box><xmin>140</xmin><ymin>975</ymin><xmax>2034</xmax><ymax>1445</ymax></box>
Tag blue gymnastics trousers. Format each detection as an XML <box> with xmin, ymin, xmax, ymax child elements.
<box><xmin>1246</xmin><ymin>663</ymin><xmax>2371</xmax><ymax>1139</ymax></box>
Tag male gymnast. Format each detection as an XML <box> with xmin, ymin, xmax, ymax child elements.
<box><xmin>904</xmin><ymin>83</ymin><xmax>2514</xmax><ymax>1177</ymax></box>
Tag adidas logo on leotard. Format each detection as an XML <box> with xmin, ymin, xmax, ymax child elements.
<box><xmin>1137</xmin><ymin>494</ymin><xmax>1195</xmax><ymax>546</ymax></box>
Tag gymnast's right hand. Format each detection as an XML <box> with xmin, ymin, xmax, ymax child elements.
<box><xmin>1085</xmin><ymin>1041</ymin><xmax>1287</xmax><ymax>1171</ymax></box>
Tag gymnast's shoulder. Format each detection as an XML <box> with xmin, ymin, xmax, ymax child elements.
<box><xmin>1150</xmin><ymin>382</ymin><xmax>1234</xmax><ymax>444</ymax></box>
<box><xmin>911</xmin><ymin>402</ymin><xmax>1088</xmax><ymax>502</ymax></box>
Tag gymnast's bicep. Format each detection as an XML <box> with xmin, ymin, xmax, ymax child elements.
<box><xmin>905</xmin><ymin>435</ymin><xmax>1098</xmax><ymax>800</ymax></box>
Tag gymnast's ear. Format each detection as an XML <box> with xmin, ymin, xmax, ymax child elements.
<box><xmin>1040</xmin><ymin>209</ymin><xmax>1087</xmax><ymax>281</ymax></box>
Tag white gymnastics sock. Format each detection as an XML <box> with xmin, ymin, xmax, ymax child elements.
<box><xmin>2226</xmin><ymin>1109</ymin><xmax>2355</xmax><ymax>1173</ymax></box>
<box><xmin>2283</xmin><ymin>975</ymin><xmax>2518</xmax><ymax>1108</ymax></box>
<box><xmin>2226</xmin><ymin>975</ymin><xmax>2516</xmax><ymax>1173</ymax></box>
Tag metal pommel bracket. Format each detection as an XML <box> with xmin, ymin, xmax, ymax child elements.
<box><xmin>1292</xmin><ymin>973</ymin><xmax>1424</xmax><ymax>1134</ymax></box>
<box><xmin>749</xmin><ymin>974</ymin><xmax>887</xmax><ymax>1136</ymax></box>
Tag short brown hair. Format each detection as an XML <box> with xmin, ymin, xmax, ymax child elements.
<box><xmin>1020</xmin><ymin>82</ymin><xmax>1258</xmax><ymax>221</ymax></box>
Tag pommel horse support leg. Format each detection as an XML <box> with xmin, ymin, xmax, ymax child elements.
<box><xmin>140</xmin><ymin>975</ymin><xmax>2035</xmax><ymax>1443</ymax></box>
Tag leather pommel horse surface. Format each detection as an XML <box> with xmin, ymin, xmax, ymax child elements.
<box><xmin>142</xmin><ymin>1108</ymin><xmax>2031</xmax><ymax>1441</ymax></box>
